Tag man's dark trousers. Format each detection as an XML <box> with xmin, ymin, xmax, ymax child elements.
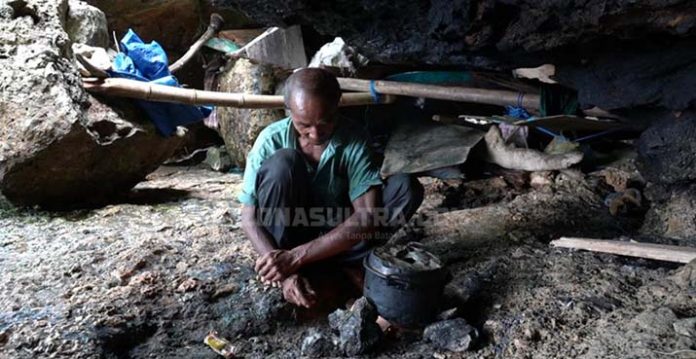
<box><xmin>254</xmin><ymin>149</ymin><xmax>423</xmax><ymax>261</ymax></box>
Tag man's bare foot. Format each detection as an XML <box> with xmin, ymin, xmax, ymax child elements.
<box><xmin>281</xmin><ymin>274</ymin><xmax>317</xmax><ymax>308</ymax></box>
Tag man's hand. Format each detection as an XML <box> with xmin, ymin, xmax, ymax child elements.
<box><xmin>281</xmin><ymin>274</ymin><xmax>317</xmax><ymax>308</ymax></box>
<box><xmin>254</xmin><ymin>249</ymin><xmax>301</xmax><ymax>283</ymax></box>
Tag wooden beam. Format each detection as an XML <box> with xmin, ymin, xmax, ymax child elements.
<box><xmin>226</xmin><ymin>26</ymin><xmax>307</xmax><ymax>70</ymax></box>
<box><xmin>219</xmin><ymin>28</ymin><xmax>266</xmax><ymax>47</ymax></box>
<box><xmin>82</xmin><ymin>77</ymin><xmax>395</xmax><ymax>108</ymax></box>
<box><xmin>551</xmin><ymin>237</ymin><xmax>696</xmax><ymax>264</ymax></box>
<box><xmin>337</xmin><ymin>77</ymin><xmax>615</xmax><ymax>118</ymax></box>
<box><xmin>337</xmin><ymin>77</ymin><xmax>541</xmax><ymax>109</ymax></box>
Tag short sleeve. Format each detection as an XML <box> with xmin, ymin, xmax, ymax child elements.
<box><xmin>346</xmin><ymin>141</ymin><xmax>383</xmax><ymax>201</ymax></box>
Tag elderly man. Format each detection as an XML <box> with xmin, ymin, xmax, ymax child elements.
<box><xmin>240</xmin><ymin>68</ymin><xmax>423</xmax><ymax>308</ymax></box>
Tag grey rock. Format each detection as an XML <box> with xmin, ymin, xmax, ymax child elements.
<box><xmin>328</xmin><ymin>297</ymin><xmax>382</xmax><ymax>356</ymax></box>
<box><xmin>204</xmin><ymin>146</ymin><xmax>233</xmax><ymax>172</ymax></box>
<box><xmin>423</xmin><ymin>318</ymin><xmax>478</xmax><ymax>352</ymax></box>
<box><xmin>216</xmin><ymin>58</ymin><xmax>284</xmax><ymax>167</ymax></box>
<box><xmin>66</xmin><ymin>0</ymin><xmax>108</xmax><ymax>47</ymax></box>
<box><xmin>300</xmin><ymin>328</ymin><xmax>334</xmax><ymax>357</ymax></box>
<box><xmin>637</xmin><ymin>114</ymin><xmax>696</xmax><ymax>185</ymax></box>
<box><xmin>0</xmin><ymin>0</ymin><xmax>182</xmax><ymax>208</ymax></box>
<box><xmin>673</xmin><ymin>317</ymin><xmax>696</xmax><ymax>338</ymax></box>
<box><xmin>671</xmin><ymin>259</ymin><xmax>696</xmax><ymax>289</ymax></box>
<box><xmin>641</xmin><ymin>183</ymin><xmax>696</xmax><ymax>241</ymax></box>
<box><xmin>0</xmin><ymin>5</ymin><xmax>14</xmax><ymax>19</ymax></box>
<box><xmin>631</xmin><ymin>307</ymin><xmax>678</xmax><ymax>336</ymax></box>
<box><xmin>253</xmin><ymin>290</ymin><xmax>292</xmax><ymax>323</ymax></box>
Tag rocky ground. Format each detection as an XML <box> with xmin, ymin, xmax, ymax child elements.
<box><xmin>1</xmin><ymin>164</ymin><xmax>695</xmax><ymax>358</ymax></box>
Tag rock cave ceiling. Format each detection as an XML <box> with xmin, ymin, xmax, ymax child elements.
<box><xmin>210</xmin><ymin>0</ymin><xmax>696</xmax><ymax>112</ymax></box>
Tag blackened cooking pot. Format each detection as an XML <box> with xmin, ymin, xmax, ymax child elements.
<box><xmin>363</xmin><ymin>243</ymin><xmax>448</xmax><ymax>328</ymax></box>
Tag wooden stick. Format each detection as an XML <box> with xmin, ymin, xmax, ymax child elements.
<box><xmin>551</xmin><ymin>237</ymin><xmax>696</xmax><ymax>264</ymax></box>
<box><xmin>82</xmin><ymin>77</ymin><xmax>395</xmax><ymax>108</ymax></box>
<box><xmin>337</xmin><ymin>77</ymin><xmax>541</xmax><ymax>109</ymax></box>
<box><xmin>169</xmin><ymin>13</ymin><xmax>225</xmax><ymax>73</ymax></box>
<box><xmin>75</xmin><ymin>53</ymin><xmax>109</xmax><ymax>78</ymax></box>
<box><xmin>337</xmin><ymin>77</ymin><xmax>612</xmax><ymax>118</ymax></box>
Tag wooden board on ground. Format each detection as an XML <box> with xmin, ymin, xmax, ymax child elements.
<box><xmin>551</xmin><ymin>237</ymin><xmax>696</xmax><ymax>264</ymax></box>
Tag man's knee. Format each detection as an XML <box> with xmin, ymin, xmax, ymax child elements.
<box><xmin>385</xmin><ymin>173</ymin><xmax>424</xmax><ymax>209</ymax></box>
<box><xmin>260</xmin><ymin>148</ymin><xmax>303</xmax><ymax>175</ymax></box>
<box><xmin>257</xmin><ymin>149</ymin><xmax>305</xmax><ymax>185</ymax></box>
<box><xmin>382</xmin><ymin>174</ymin><xmax>424</xmax><ymax>226</ymax></box>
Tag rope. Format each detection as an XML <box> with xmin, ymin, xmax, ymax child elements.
<box><xmin>369</xmin><ymin>80</ymin><xmax>382</xmax><ymax>103</ymax></box>
<box><xmin>505</xmin><ymin>94</ymin><xmax>559</xmax><ymax>138</ymax></box>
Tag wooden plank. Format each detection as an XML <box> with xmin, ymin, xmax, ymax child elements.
<box><xmin>514</xmin><ymin>115</ymin><xmax>622</xmax><ymax>132</ymax></box>
<box><xmin>219</xmin><ymin>28</ymin><xmax>266</xmax><ymax>47</ymax></box>
<box><xmin>551</xmin><ymin>237</ymin><xmax>696</xmax><ymax>264</ymax></box>
<box><xmin>230</xmin><ymin>26</ymin><xmax>307</xmax><ymax>70</ymax></box>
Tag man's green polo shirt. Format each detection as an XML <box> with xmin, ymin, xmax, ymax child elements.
<box><xmin>238</xmin><ymin>117</ymin><xmax>383</xmax><ymax>208</ymax></box>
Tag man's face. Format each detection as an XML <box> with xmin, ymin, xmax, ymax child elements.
<box><xmin>289</xmin><ymin>93</ymin><xmax>337</xmax><ymax>146</ymax></box>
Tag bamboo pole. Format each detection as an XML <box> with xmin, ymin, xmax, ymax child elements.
<box><xmin>551</xmin><ymin>237</ymin><xmax>696</xmax><ymax>264</ymax></box>
<box><xmin>337</xmin><ymin>77</ymin><xmax>541</xmax><ymax>109</ymax></box>
<box><xmin>82</xmin><ymin>77</ymin><xmax>395</xmax><ymax>108</ymax></box>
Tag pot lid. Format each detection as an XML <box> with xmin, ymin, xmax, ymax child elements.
<box><xmin>366</xmin><ymin>242</ymin><xmax>444</xmax><ymax>277</ymax></box>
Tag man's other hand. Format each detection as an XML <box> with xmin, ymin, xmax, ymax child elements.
<box><xmin>255</xmin><ymin>249</ymin><xmax>300</xmax><ymax>282</ymax></box>
<box><xmin>281</xmin><ymin>274</ymin><xmax>317</xmax><ymax>308</ymax></box>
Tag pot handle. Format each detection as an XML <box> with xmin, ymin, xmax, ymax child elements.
<box><xmin>386</xmin><ymin>274</ymin><xmax>413</xmax><ymax>290</ymax></box>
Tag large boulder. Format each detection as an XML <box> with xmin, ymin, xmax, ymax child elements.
<box><xmin>216</xmin><ymin>59</ymin><xmax>284</xmax><ymax>167</ymax></box>
<box><xmin>0</xmin><ymin>0</ymin><xmax>182</xmax><ymax>208</ymax></box>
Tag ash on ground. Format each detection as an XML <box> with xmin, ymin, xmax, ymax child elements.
<box><xmin>0</xmin><ymin>165</ymin><xmax>694</xmax><ymax>358</ymax></box>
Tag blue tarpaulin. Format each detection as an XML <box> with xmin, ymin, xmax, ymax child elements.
<box><xmin>109</xmin><ymin>29</ymin><xmax>212</xmax><ymax>137</ymax></box>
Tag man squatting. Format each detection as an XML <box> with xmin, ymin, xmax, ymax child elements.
<box><xmin>240</xmin><ymin>68</ymin><xmax>423</xmax><ymax>308</ymax></box>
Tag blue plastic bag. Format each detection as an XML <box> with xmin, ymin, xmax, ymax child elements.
<box><xmin>109</xmin><ymin>29</ymin><xmax>212</xmax><ymax>137</ymax></box>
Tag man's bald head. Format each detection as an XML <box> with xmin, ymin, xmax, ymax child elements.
<box><xmin>285</xmin><ymin>68</ymin><xmax>341</xmax><ymax>145</ymax></box>
<box><xmin>284</xmin><ymin>68</ymin><xmax>342</xmax><ymax>109</ymax></box>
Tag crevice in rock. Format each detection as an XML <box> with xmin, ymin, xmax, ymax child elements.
<box><xmin>8</xmin><ymin>0</ymin><xmax>39</xmax><ymax>24</ymax></box>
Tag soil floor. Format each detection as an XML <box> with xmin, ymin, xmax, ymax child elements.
<box><xmin>1</xmin><ymin>164</ymin><xmax>694</xmax><ymax>358</ymax></box>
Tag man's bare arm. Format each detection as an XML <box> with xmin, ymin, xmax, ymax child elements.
<box><xmin>240</xmin><ymin>205</ymin><xmax>277</xmax><ymax>256</ymax></box>
<box><xmin>289</xmin><ymin>186</ymin><xmax>381</xmax><ymax>267</ymax></box>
